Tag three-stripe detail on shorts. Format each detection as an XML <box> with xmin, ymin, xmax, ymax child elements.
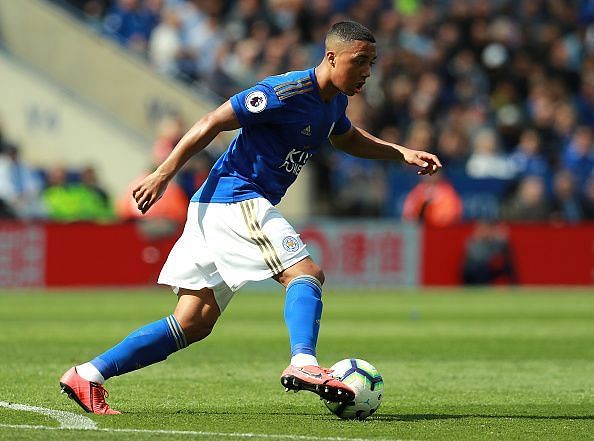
<box><xmin>240</xmin><ymin>199</ymin><xmax>283</xmax><ymax>274</ymax></box>
<box><xmin>166</xmin><ymin>314</ymin><xmax>188</xmax><ymax>350</ymax></box>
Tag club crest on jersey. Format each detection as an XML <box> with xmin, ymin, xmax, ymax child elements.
<box><xmin>282</xmin><ymin>236</ymin><xmax>300</xmax><ymax>252</ymax></box>
<box><xmin>245</xmin><ymin>91</ymin><xmax>267</xmax><ymax>113</ymax></box>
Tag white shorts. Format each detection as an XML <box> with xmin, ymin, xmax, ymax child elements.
<box><xmin>158</xmin><ymin>198</ymin><xmax>309</xmax><ymax>312</ymax></box>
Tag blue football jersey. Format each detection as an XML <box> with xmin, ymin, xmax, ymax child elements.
<box><xmin>191</xmin><ymin>68</ymin><xmax>352</xmax><ymax>205</ymax></box>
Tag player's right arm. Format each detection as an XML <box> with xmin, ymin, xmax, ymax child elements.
<box><xmin>133</xmin><ymin>101</ymin><xmax>240</xmax><ymax>214</ymax></box>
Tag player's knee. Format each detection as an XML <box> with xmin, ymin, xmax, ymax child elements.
<box><xmin>179</xmin><ymin>320</ymin><xmax>216</xmax><ymax>344</ymax></box>
<box><xmin>312</xmin><ymin>267</ymin><xmax>325</xmax><ymax>286</ymax></box>
<box><xmin>298</xmin><ymin>260</ymin><xmax>325</xmax><ymax>286</ymax></box>
<box><xmin>277</xmin><ymin>259</ymin><xmax>325</xmax><ymax>287</ymax></box>
<box><xmin>292</xmin><ymin>265</ymin><xmax>325</xmax><ymax>286</ymax></box>
<box><xmin>298</xmin><ymin>263</ymin><xmax>325</xmax><ymax>286</ymax></box>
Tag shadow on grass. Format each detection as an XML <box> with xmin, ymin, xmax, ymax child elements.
<box><xmin>123</xmin><ymin>408</ymin><xmax>594</xmax><ymax>422</ymax></box>
<box><xmin>373</xmin><ymin>414</ymin><xmax>594</xmax><ymax>421</ymax></box>
<box><xmin>125</xmin><ymin>409</ymin><xmax>331</xmax><ymax>418</ymax></box>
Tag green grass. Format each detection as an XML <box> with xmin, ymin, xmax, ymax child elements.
<box><xmin>0</xmin><ymin>288</ymin><xmax>593</xmax><ymax>440</ymax></box>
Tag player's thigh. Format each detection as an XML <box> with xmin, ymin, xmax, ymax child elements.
<box><xmin>274</xmin><ymin>256</ymin><xmax>325</xmax><ymax>288</ymax></box>
<box><xmin>201</xmin><ymin>199</ymin><xmax>310</xmax><ymax>290</ymax></box>
<box><xmin>160</xmin><ymin>203</ymin><xmax>237</xmax><ymax>314</ymax></box>
<box><xmin>174</xmin><ymin>287</ymin><xmax>221</xmax><ymax>343</ymax></box>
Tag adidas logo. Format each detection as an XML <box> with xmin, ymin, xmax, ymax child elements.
<box><xmin>301</xmin><ymin>125</ymin><xmax>311</xmax><ymax>136</ymax></box>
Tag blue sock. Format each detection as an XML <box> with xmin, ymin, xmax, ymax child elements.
<box><xmin>284</xmin><ymin>275</ymin><xmax>323</xmax><ymax>357</ymax></box>
<box><xmin>90</xmin><ymin>315</ymin><xmax>187</xmax><ymax>380</ymax></box>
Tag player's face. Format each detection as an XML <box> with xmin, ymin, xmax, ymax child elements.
<box><xmin>331</xmin><ymin>40</ymin><xmax>377</xmax><ymax>96</ymax></box>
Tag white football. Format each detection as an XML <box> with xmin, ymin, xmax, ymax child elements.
<box><xmin>325</xmin><ymin>358</ymin><xmax>384</xmax><ymax>420</ymax></box>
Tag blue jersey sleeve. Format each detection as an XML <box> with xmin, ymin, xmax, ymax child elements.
<box><xmin>230</xmin><ymin>84</ymin><xmax>283</xmax><ymax>126</ymax></box>
<box><xmin>331</xmin><ymin>112</ymin><xmax>352</xmax><ymax>136</ymax></box>
<box><xmin>330</xmin><ymin>95</ymin><xmax>351</xmax><ymax>136</ymax></box>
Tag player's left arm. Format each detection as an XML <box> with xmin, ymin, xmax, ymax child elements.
<box><xmin>329</xmin><ymin>125</ymin><xmax>442</xmax><ymax>175</ymax></box>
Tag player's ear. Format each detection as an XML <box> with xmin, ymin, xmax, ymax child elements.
<box><xmin>326</xmin><ymin>51</ymin><xmax>336</xmax><ymax>68</ymax></box>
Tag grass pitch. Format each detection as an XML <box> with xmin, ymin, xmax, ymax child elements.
<box><xmin>0</xmin><ymin>287</ymin><xmax>593</xmax><ymax>440</ymax></box>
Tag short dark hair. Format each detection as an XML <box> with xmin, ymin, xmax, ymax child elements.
<box><xmin>326</xmin><ymin>21</ymin><xmax>376</xmax><ymax>44</ymax></box>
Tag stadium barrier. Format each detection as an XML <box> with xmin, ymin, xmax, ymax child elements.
<box><xmin>0</xmin><ymin>222</ymin><xmax>176</xmax><ymax>287</ymax></box>
<box><xmin>422</xmin><ymin>223</ymin><xmax>594</xmax><ymax>286</ymax></box>
<box><xmin>0</xmin><ymin>221</ymin><xmax>592</xmax><ymax>287</ymax></box>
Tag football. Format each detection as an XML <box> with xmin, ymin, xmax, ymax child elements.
<box><xmin>324</xmin><ymin>358</ymin><xmax>384</xmax><ymax>420</ymax></box>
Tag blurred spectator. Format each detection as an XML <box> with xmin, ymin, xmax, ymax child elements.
<box><xmin>80</xmin><ymin>165</ymin><xmax>111</xmax><ymax>208</ymax></box>
<box><xmin>103</xmin><ymin>0</ymin><xmax>160</xmax><ymax>54</ymax></box>
<box><xmin>80</xmin><ymin>0</ymin><xmax>108</xmax><ymax>32</ymax></box>
<box><xmin>508</xmin><ymin>128</ymin><xmax>549</xmax><ymax>178</ymax></box>
<box><xmin>176</xmin><ymin>151</ymin><xmax>215</xmax><ymax>199</ymax></box>
<box><xmin>576</xmin><ymin>72</ymin><xmax>594</xmax><ymax>127</ymax></box>
<box><xmin>402</xmin><ymin>173</ymin><xmax>463</xmax><ymax>227</ymax></box>
<box><xmin>148</xmin><ymin>7</ymin><xmax>183</xmax><ymax>76</ymax></box>
<box><xmin>550</xmin><ymin>169</ymin><xmax>587</xmax><ymax>223</ymax></box>
<box><xmin>561</xmin><ymin>126</ymin><xmax>594</xmax><ymax>190</ymax></box>
<box><xmin>182</xmin><ymin>2</ymin><xmax>227</xmax><ymax>81</ymax></box>
<box><xmin>0</xmin><ymin>145</ymin><xmax>46</xmax><ymax>220</ymax></box>
<box><xmin>526</xmin><ymin>84</ymin><xmax>562</xmax><ymax>165</ymax></box>
<box><xmin>553</xmin><ymin>102</ymin><xmax>577</xmax><ymax>145</ymax></box>
<box><xmin>151</xmin><ymin>114</ymin><xmax>184</xmax><ymax>164</ymax></box>
<box><xmin>219</xmin><ymin>38</ymin><xmax>261</xmax><ymax>90</ymax></box>
<box><xmin>582</xmin><ymin>174</ymin><xmax>594</xmax><ymax>220</ymax></box>
<box><xmin>466</xmin><ymin>128</ymin><xmax>514</xmax><ymax>179</ymax></box>
<box><xmin>436</xmin><ymin>127</ymin><xmax>469</xmax><ymax>174</ymax></box>
<box><xmin>375</xmin><ymin>74</ymin><xmax>414</xmax><ymax>133</ymax></box>
<box><xmin>0</xmin><ymin>120</ymin><xmax>18</xmax><ymax>155</ymax></box>
<box><xmin>405</xmin><ymin>120</ymin><xmax>433</xmax><ymax>152</ymax></box>
<box><xmin>462</xmin><ymin>220</ymin><xmax>517</xmax><ymax>285</ymax></box>
<box><xmin>224</xmin><ymin>0</ymin><xmax>274</xmax><ymax>42</ymax></box>
<box><xmin>503</xmin><ymin>175</ymin><xmax>550</xmax><ymax>222</ymax></box>
<box><xmin>42</xmin><ymin>165</ymin><xmax>113</xmax><ymax>222</ymax></box>
<box><xmin>328</xmin><ymin>154</ymin><xmax>386</xmax><ymax>217</ymax></box>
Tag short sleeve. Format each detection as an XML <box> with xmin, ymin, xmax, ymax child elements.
<box><xmin>331</xmin><ymin>112</ymin><xmax>352</xmax><ymax>136</ymax></box>
<box><xmin>230</xmin><ymin>84</ymin><xmax>283</xmax><ymax>127</ymax></box>
<box><xmin>330</xmin><ymin>94</ymin><xmax>352</xmax><ymax>136</ymax></box>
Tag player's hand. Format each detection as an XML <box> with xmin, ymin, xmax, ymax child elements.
<box><xmin>401</xmin><ymin>148</ymin><xmax>442</xmax><ymax>175</ymax></box>
<box><xmin>132</xmin><ymin>172</ymin><xmax>169</xmax><ymax>214</ymax></box>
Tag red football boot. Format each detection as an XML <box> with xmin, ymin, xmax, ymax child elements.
<box><xmin>280</xmin><ymin>365</ymin><xmax>355</xmax><ymax>402</ymax></box>
<box><xmin>59</xmin><ymin>367</ymin><xmax>121</xmax><ymax>415</ymax></box>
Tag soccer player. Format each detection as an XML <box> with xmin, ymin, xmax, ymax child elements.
<box><xmin>60</xmin><ymin>21</ymin><xmax>441</xmax><ymax>414</ymax></box>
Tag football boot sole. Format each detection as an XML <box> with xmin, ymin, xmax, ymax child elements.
<box><xmin>281</xmin><ymin>375</ymin><xmax>355</xmax><ymax>403</ymax></box>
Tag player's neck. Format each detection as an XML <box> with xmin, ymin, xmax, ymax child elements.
<box><xmin>314</xmin><ymin>65</ymin><xmax>340</xmax><ymax>102</ymax></box>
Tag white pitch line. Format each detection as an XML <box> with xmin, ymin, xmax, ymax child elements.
<box><xmin>0</xmin><ymin>401</ymin><xmax>415</xmax><ymax>441</ymax></box>
<box><xmin>0</xmin><ymin>401</ymin><xmax>96</xmax><ymax>429</ymax></box>
<box><xmin>105</xmin><ymin>428</ymin><xmax>407</xmax><ymax>441</ymax></box>
<box><xmin>0</xmin><ymin>424</ymin><xmax>411</xmax><ymax>441</ymax></box>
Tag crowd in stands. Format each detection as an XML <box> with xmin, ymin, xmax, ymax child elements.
<box><xmin>21</xmin><ymin>0</ymin><xmax>594</xmax><ymax>224</ymax></box>
<box><xmin>0</xmin><ymin>125</ymin><xmax>114</xmax><ymax>222</ymax></box>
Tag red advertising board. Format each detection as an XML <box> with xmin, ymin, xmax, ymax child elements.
<box><xmin>0</xmin><ymin>222</ymin><xmax>177</xmax><ymax>287</ymax></box>
<box><xmin>422</xmin><ymin>223</ymin><xmax>594</xmax><ymax>285</ymax></box>
<box><xmin>299</xmin><ymin>221</ymin><xmax>420</xmax><ymax>286</ymax></box>
<box><xmin>44</xmin><ymin>222</ymin><xmax>178</xmax><ymax>286</ymax></box>
<box><xmin>1</xmin><ymin>221</ymin><xmax>592</xmax><ymax>287</ymax></box>
<box><xmin>0</xmin><ymin>223</ymin><xmax>45</xmax><ymax>287</ymax></box>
